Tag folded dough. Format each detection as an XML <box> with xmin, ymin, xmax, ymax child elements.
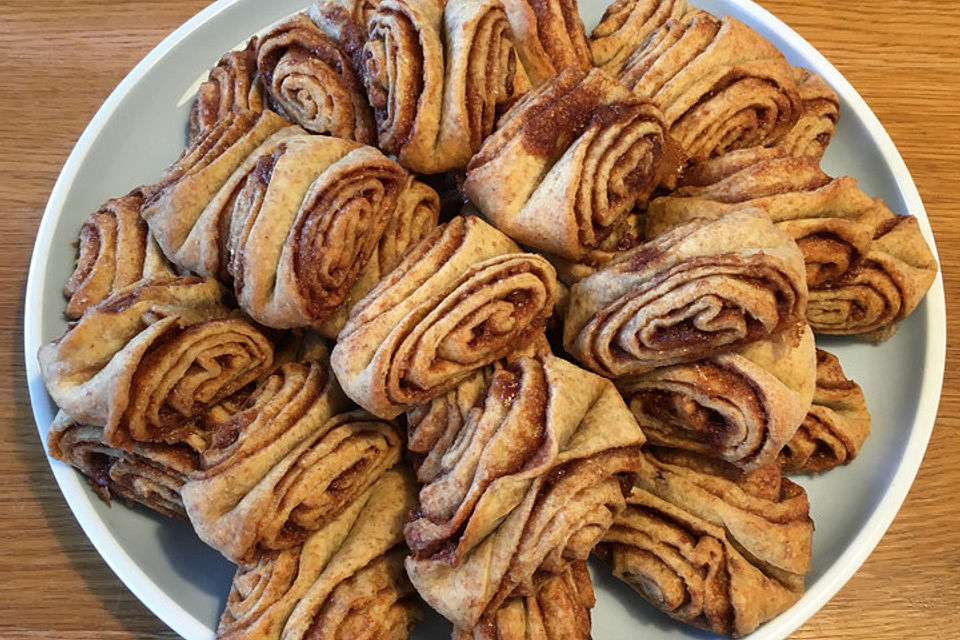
<box><xmin>780</xmin><ymin>348</ymin><xmax>871</xmax><ymax>473</ymax></box>
<box><xmin>331</xmin><ymin>216</ymin><xmax>557</xmax><ymax>419</ymax></box>
<box><xmin>564</xmin><ymin>208</ymin><xmax>807</xmax><ymax>377</ymax></box>
<box><xmin>619</xmin><ymin>325</ymin><xmax>816</xmax><ymax>471</ymax></box>
<box><xmin>404</xmin><ymin>350</ymin><xmax>645</xmax><ymax>628</ymax></box>
<box><xmin>464</xmin><ymin>67</ymin><xmax>680</xmax><ymax>261</ymax></box>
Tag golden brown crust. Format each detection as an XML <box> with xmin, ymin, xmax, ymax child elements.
<box><xmin>589</xmin><ymin>0</ymin><xmax>690</xmax><ymax>74</ymax></box>
<box><xmin>38</xmin><ymin>277</ymin><xmax>275</xmax><ymax>450</ymax></box>
<box><xmin>464</xmin><ymin>68</ymin><xmax>680</xmax><ymax>261</ymax></box>
<box><xmin>331</xmin><ymin>216</ymin><xmax>557</xmax><ymax>419</ymax></box>
<box><xmin>189</xmin><ymin>39</ymin><xmax>265</xmax><ymax>145</ymax></box>
<box><xmin>774</xmin><ymin>66</ymin><xmax>840</xmax><ymax>159</ymax></box>
<box><xmin>403</xmin><ymin>351</ymin><xmax>645</xmax><ymax>628</ymax></box>
<box><xmin>64</xmin><ymin>189</ymin><xmax>175</xmax><ymax>319</ymax></box>
<box><xmin>619</xmin><ymin>325</ymin><xmax>816</xmax><ymax>471</ymax></box>
<box><xmin>360</xmin><ymin>0</ymin><xmax>527</xmax><ymax>173</ymax></box>
<box><xmin>216</xmin><ymin>468</ymin><xmax>422</xmax><ymax>640</ymax></box>
<box><xmin>646</xmin><ymin>147</ymin><xmax>939</xmax><ymax>336</ymax></box>
<box><xmin>617</xmin><ymin>11</ymin><xmax>800</xmax><ymax>163</ymax></box>
<box><xmin>564</xmin><ymin>209</ymin><xmax>808</xmax><ymax>378</ymax></box>
<box><xmin>780</xmin><ymin>348</ymin><xmax>871</xmax><ymax>473</ymax></box>
<box><xmin>47</xmin><ymin>410</ymin><xmax>197</xmax><ymax>519</ymax></box>
<box><xmin>257</xmin><ymin>14</ymin><xmax>375</xmax><ymax>143</ymax></box>
<box><xmin>500</xmin><ymin>0</ymin><xmax>593</xmax><ymax>84</ymax></box>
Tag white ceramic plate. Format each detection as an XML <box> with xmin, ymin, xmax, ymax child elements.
<box><xmin>24</xmin><ymin>0</ymin><xmax>946</xmax><ymax>638</ymax></box>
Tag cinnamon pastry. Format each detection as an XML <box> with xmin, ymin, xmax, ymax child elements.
<box><xmin>64</xmin><ymin>189</ymin><xmax>175</xmax><ymax>319</ymax></box>
<box><xmin>499</xmin><ymin>0</ymin><xmax>592</xmax><ymax>84</ymax></box>
<box><xmin>308</xmin><ymin>0</ymin><xmax>378</xmax><ymax>62</ymax></box>
<box><xmin>142</xmin><ymin>109</ymin><xmax>292</xmax><ymax>277</ymax></box>
<box><xmin>452</xmin><ymin>561</ymin><xmax>594</xmax><ymax>640</ymax></box>
<box><xmin>182</xmin><ymin>364</ymin><xmax>405</xmax><ymax>564</ymax></box>
<box><xmin>646</xmin><ymin>147</ymin><xmax>938</xmax><ymax>336</ymax></box>
<box><xmin>781</xmin><ymin>348</ymin><xmax>871</xmax><ymax>473</ymax></box>
<box><xmin>257</xmin><ymin>14</ymin><xmax>374</xmax><ymax>142</ymax></box>
<box><xmin>596</xmin><ymin>449</ymin><xmax>810</xmax><ymax>637</ymax></box>
<box><xmin>617</xmin><ymin>11</ymin><xmax>800</xmax><ymax>163</ymax></box>
<box><xmin>331</xmin><ymin>216</ymin><xmax>557</xmax><ymax>419</ymax></box>
<box><xmin>404</xmin><ymin>351</ymin><xmax>645</xmax><ymax>628</ymax></box>
<box><xmin>316</xmin><ymin>174</ymin><xmax>441</xmax><ymax>339</ymax></box>
<box><xmin>222</xmin><ymin>133</ymin><xmax>407</xmax><ymax>329</ymax></box>
<box><xmin>216</xmin><ymin>467</ymin><xmax>422</xmax><ymax>640</ymax></box>
<box><xmin>589</xmin><ymin>0</ymin><xmax>690</xmax><ymax>75</ymax></box>
<box><xmin>38</xmin><ymin>277</ymin><xmax>274</xmax><ymax>450</ymax></box>
<box><xmin>619</xmin><ymin>325</ymin><xmax>816</xmax><ymax>471</ymax></box>
<box><xmin>359</xmin><ymin>0</ymin><xmax>527</xmax><ymax>173</ymax></box>
<box><xmin>189</xmin><ymin>38</ymin><xmax>265</xmax><ymax>144</ymax></box>
<box><xmin>564</xmin><ymin>208</ymin><xmax>807</xmax><ymax>378</ymax></box>
<box><xmin>775</xmin><ymin>66</ymin><xmax>840</xmax><ymax>159</ymax></box>
<box><xmin>47</xmin><ymin>410</ymin><xmax>196</xmax><ymax>520</ymax></box>
<box><xmin>463</xmin><ymin>67</ymin><xmax>680</xmax><ymax>261</ymax></box>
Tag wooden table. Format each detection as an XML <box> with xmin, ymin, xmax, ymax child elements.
<box><xmin>0</xmin><ymin>1</ymin><xmax>956</xmax><ymax>638</ymax></box>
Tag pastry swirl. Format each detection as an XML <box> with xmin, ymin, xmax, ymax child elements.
<box><xmin>564</xmin><ymin>209</ymin><xmax>807</xmax><ymax>378</ymax></box>
<box><xmin>404</xmin><ymin>351</ymin><xmax>645</xmax><ymax>628</ymax></box>
<box><xmin>216</xmin><ymin>467</ymin><xmax>421</xmax><ymax>640</ymax></box>
<box><xmin>331</xmin><ymin>216</ymin><xmax>557</xmax><ymax>419</ymax></box>
<box><xmin>619</xmin><ymin>325</ymin><xmax>816</xmax><ymax>471</ymax></box>
<box><xmin>257</xmin><ymin>14</ymin><xmax>374</xmax><ymax>142</ymax></box>
<box><xmin>589</xmin><ymin>0</ymin><xmax>690</xmax><ymax>74</ymax></box>
<box><xmin>780</xmin><ymin>348</ymin><xmax>871</xmax><ymax>473</ymax></box>
<box><xmin>222</xmin><ymin>133</ymin><xmax>407</xmax><ymax>329</ymax></box>
<box><xmin>464</xmin><ymin>68</ymin><xmax>679</xmax><ymax>261</ymax></box>
<box><xmin>142</xmin><ymin>108</ymin><xmax>292</xmax><ymax>278</ymax></box>
<box><xmin>47</xmin><ymin>410</ymin><xmax>197</xmax><ymax>519</ymax></box>
<box><xmin>597</xmin><ymin>458</ymin><xmax>808</xmax><ymax>637</ymax></box>
<box><xmin>617</xmin><ymin>11</ymin><xmax>800</xmax><ymax>162</ymax></box>
<box><xmin>499</xmin><ymin>0</ymin><xmax>592</xmax><ymax>84</ymax></box>
<box><xmin>64</xmin><ymin>189</ymin><xmax>175</xmax><ymax>319</ymax></box>
<box><xmin>38</xmin><ymin>277</ymin><xmax>274</xmax><ymax>450</ymax></box>
<box><xmin>189</xmin><ymin>38</ymin><xmax>265</xmax><ymax>144</ymax></box>
<box><xmin>182</xmin><ymin>362</ymin><xmax>373</xmax><ymax>563</ymax></box>
<box><xmin>452</xmin><ymin>561</ymin><xmax>595</xmax><ymax>640</ymax></box>
<box><xmin>646</xmin><ymin>147</ymin><xmax>938</xmax><ymax>336</ymax></box>
<box><xmin>360</xmin><ymin>0</ymin><xmax>526</xmax><ymax>173</ymax></box>
<box><xmin>775</xmin><ymin>66</ymin><xmax>840</xmax><ymax>159</ymax></box>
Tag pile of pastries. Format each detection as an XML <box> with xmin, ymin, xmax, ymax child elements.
<box><xmin>39</xmin><ymin>0</ymin><xmax>938</xmax><ymax>637</ymax></box>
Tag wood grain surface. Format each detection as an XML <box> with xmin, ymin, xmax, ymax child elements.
<box><xmin>0</xmin><ymin>1</ymin><xmax>956</xmax><ymax>638</ymax></box>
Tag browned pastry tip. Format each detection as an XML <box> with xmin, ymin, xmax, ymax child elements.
<box><xmin>500</xmin><ymin>0</ymin><xmax>593</xmax><ymax>84</ymax></box>
<box><xmin>774</xmin><ymin>66</ymin><xmax>840</xmax><ymax>159</ymax></box>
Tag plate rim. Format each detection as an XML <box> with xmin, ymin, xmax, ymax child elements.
<box><xmin>22</xmin><ymin>0</ymin><xmax>947</xmax><ymax>639</ymax></box>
